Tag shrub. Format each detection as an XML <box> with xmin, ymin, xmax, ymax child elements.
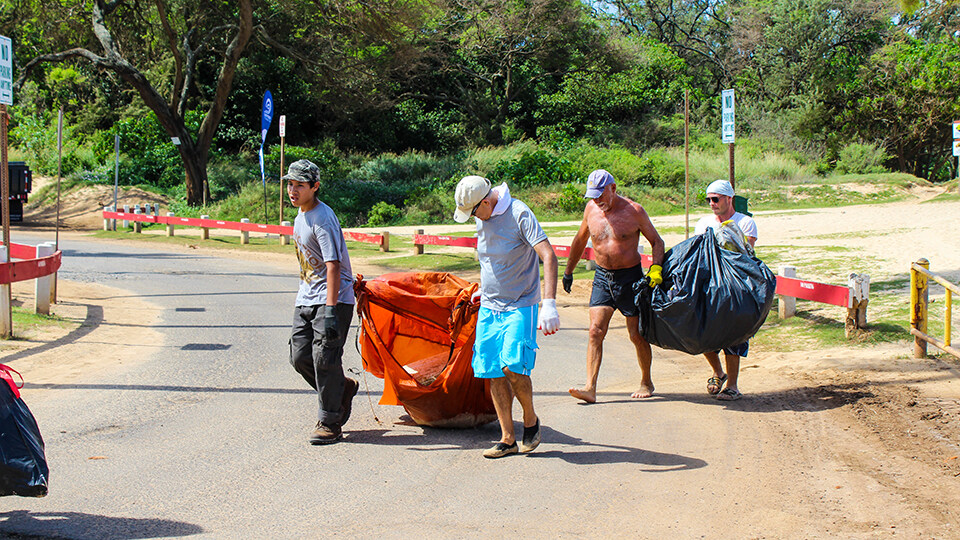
<box><xmin>490</xmin><ymin>150</ymin><xmax>578</xmax><ymax>188</ymax></box>
<box><xmin>835</xmin><ymin>143</ymin><xmax>890</xmax><ymax>175</ymax></box>
<box><xmin>636</xmin><ymin>149</ymin><xmax>685</xmax><ymax>189</ymax></box>
<box><xmin>366</xmin><ymin>201</ymin><xmax>402</xmax><ymax>227</ymax></box>
<box><xmin>557</xmin><ymin>183</ymin><xmax>586</xmax><ymax>213</ymax></box>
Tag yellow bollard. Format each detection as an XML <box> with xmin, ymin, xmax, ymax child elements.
<box><xmin>911</xmin><ymin>258</ymin><xmax>929</xmax><ymax>358</ymax></box>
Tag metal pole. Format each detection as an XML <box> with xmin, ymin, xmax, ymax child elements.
<box><xmin>0</xmin><ymin>105</ymin><xmax>12</xmax><ymax>337</ymax></box>
<box><xmin>278</xmin><ymin>136</ymin><xmax>285</xmax><ymax>224</ymax></box>
<box><xmin>56</xmin><ymin>106</ymin><xmax>63</xmax><ymax>250</ymax></box>
<box><xmin>113</xmin><ymin>133</ymin><xmax>119</xmax><ymax>231</ymax></box>
<box><xmin>684</xmin><ymin>89</ymin><xmax>690</xmax><ymax>240</ymax></box>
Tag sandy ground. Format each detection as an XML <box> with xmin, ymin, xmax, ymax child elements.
<box><xmin>7</xmin><ymin>178</ymin><xmax>960</xmax><ymax>532</ymax></box>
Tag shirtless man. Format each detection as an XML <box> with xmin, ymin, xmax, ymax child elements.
<box><xmin>562</xmin><ymin>170</ymin><xmax>665</xmax><ymax>403</ymax></box>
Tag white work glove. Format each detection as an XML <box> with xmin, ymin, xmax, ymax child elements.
<box><xmin>538</xmin><ymin>299</ymin><xmax>560</xmax><ymax>336</ymax></box>
<box><xmin>470</xmin><ymin>290</ymin><xmax>481</xmax><ymax>305</ymax></box>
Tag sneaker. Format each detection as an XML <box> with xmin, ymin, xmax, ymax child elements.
<box><xmin>482</xmin><ymin>441</ymin><xmax>518</xmax><ymax>459</ymax></box>
<box><xmin>310</xmin><ymin>422</ymin><xmax>342</xmax><ymax>445</ymax></box>
<box><xmin>341</xmin><ymin>377</ymin><xmax>359</xmax><ymax>427</ymax></box>
<box><xmin>519</xmin><ymin>418</ymin><xmax>541</xmax><ymax>453</ymax></box>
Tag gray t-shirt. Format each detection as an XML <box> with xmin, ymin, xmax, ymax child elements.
<box><xmin>476</xmin><ymin>199</ymin><xmax>547</xmax><ymax>311</ymax></box>
<box><xmin>293</xmin><ymin>201</ymin><xmax>355</xmax><ymax>306</ymax></box>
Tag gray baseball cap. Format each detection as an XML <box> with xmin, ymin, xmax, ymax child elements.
<box><xmin>282</xmin><ymin>159</ymin><xmax>320</xmax><ymax>184</ymax></box>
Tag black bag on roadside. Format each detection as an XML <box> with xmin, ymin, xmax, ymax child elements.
<box><xmin>0</xmin><ymin>365</ymin><xmax>49</xmax><ymax>498</ymax></box>
<box><xmin>634</xmin><ymin>233</ymin><xmax>776</xmax><ymax>355</ymax></box>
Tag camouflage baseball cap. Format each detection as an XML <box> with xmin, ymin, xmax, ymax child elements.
<box><xmin>282</xmin><ymin>159</ymin><xmax>320</xmax><ymax>184</ymax></box>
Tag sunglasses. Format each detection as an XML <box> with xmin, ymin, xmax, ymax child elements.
<box><xmin>470</xmin><ymin>199</ymin><xmax>484</xmax><ymax>217</ymax></box>
<box><xmin>706</xmin><ymin>196</ymin><xmax>722</xmax><ymax>203</ymax></box>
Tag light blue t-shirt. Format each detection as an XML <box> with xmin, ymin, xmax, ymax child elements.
<box><xmin>476</xmin><ymin>199</ymin><xmax>547</xmax><ymax>311</ymax></box>
<box><xmin>293</xmin><ymin>201</ymin><xmax>355</xmax><ymax>306</ymax></box>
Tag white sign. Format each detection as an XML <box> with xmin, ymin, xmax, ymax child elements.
<box><xmin>953</xmin><ymin>140</ymin><xmax>960</xmax><ymax>157</ymax></box>
<box><xmin>279</xmin><ymin>115</ymin><xmax>286</xmax><ymax>138</ymax></box>
<box><xmin>721</xmin><ymin>89</ymin><xmax>735</xmax><ymax>143</ymax></box>
<box><xmin>171</xmin><ymin>137</ymin><xmax>181</xmax><ymax>146</ymax></box>
<box><xmin>0</xmin><ymin>35</ymin><xmax>13</xmax><ymax>106</ymax></box>
<box><xmin>953</xmin><ymin>121</ymin><xmax>960</xmax><ymax>140</ymax></box>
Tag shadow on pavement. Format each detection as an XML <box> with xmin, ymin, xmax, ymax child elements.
<box><xmin>0</xmin><ymin>510</ymin><xmax>203</xmax><ymax>540</ymax></box>
<box><xmin>344</xmin><ymin>424</ymin><xmax>707</xmax><ymax>471</ymax></box>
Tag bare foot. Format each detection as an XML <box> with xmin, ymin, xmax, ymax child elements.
<box><xmin>568</xmin><ymin>387</ymin><xmax>597</xmax><ymax>403</ymax></box>
<box><xmin>630</xmin><ymin>383</ymin><xmax>655</xmax><ymax>399</ymax></box>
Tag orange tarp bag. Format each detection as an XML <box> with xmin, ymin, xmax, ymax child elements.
<box><xmin>354</xmin><ymin>272</ymin><xmax>497</xmax><ymax>428</ymax></box>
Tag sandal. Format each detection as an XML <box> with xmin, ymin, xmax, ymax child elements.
<box><xmin>716</xmin><ymin>387</ymin><xmax>742</xmax><ymax>401</ymax></box>
<box><xmin>707</xmin><ymin>373</ymin><xmax>727</xmax><ymax>395</ymax></box>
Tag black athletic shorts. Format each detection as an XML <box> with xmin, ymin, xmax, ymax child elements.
<box><xmin>589</xmin><ymin>263</ymin><xmax>645</xmax><ymax>317</ymax></box>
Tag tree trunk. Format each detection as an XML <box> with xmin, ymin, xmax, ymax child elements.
<box><xmin>179</xmin><ymin>145</ymin><xmax>208</xmax><ymax>207</ymax></box>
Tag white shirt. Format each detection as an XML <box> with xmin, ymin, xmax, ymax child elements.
<box><xmin>695</xmin><ymin>211</ymin><xmax>758</xmax><ymax>240</ymax></box>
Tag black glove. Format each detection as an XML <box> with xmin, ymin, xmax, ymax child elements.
<box><xmin>562</xmin><ymin>273</ymin><xmax>573</xmax><ymax>294</ymax></box>
<box><xmin>321</xmin><ymin>305</ymin><xmax>339</xmax><ymax>342</ymax></box>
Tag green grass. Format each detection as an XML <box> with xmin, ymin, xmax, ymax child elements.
<box><xmin>4</xmin><ymin>307</ymin><xmax>71</xmax><ymax>341</ymax></box>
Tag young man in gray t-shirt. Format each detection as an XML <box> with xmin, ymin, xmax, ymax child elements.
<box><xmin>285</xmin><ymin>160</ymin><xmax>358</xmax><ymax>444</ymax></box>
<box><xmin>453</xmin><ymin>175</ymin><xmax>560</xmax><ymax>459</ymax></box>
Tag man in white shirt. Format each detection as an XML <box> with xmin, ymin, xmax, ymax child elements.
<box><xmin>693</xmin><ymin>180</ymin><xmax>757</xmax><ymax>401</ymax></box>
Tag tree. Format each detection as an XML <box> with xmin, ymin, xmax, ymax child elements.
<box><xmin>14</xmin><ymin>0</ymin><xmax>253</xmax><ymax>205</ymax></box>
<box><xmin>396</xmin><ymin>0</ymin><xmax>609</xmax><ymax>146</ymax></box>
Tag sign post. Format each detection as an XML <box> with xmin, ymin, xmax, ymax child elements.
<box><xmin>278</xmin><ymin>115</ymin><xmax>286</xmax><ymax>224</ymax></box>
<box><xmin>953</xmin><ymin>121</ymin><xmax>960</xmax><ymax>190</ymax></box>
<box><xmin>0</xmin><ymin>35</ymin><xmax>13</xmax><ymax>337</ymax></box>
<box><xmin>721</xmin><ymin>88</ymin><xmax>735</xmax><ymax>189</ymax></box>
<box><xmin>259</xmin><ymin>90</ymin><xmax>274</xmax><ymax>226</ymax></box>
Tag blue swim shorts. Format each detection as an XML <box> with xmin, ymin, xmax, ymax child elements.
<box><xmin>472</xmin><ymin>305</ymin><xmax>539</xmax><ymax>379</ymax></box>
<box><xmin>718</xmin><ymin>341</ymin><xmax>749</xmax><ymax>358</ymax></box>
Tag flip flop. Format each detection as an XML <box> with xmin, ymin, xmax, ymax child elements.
<box><xmin>707</xmin><ymin>373</ymin><xmax>727</xmax><ymax>395</ymax></box>
<box><xmin>716</xmin><ymin>387</ymin><xmax>742</xmax><ymax>401</ymax></box>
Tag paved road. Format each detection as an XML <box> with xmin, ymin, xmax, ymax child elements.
<box><xmin>0</xmin><ymin>233</ymin><xmax>941</xmax><ymax>538</ymax></box>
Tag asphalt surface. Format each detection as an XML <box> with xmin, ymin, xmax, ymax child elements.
<box><xmin>0</xmin><ymin>232</ymin><xmax>780</xmax><ymax>538</ymax></box>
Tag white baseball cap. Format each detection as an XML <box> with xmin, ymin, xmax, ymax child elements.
<box><xmin>706</xmin><ymin>179</ymin><xmax>735</xmax><ymax>198</ymax></box>
<box><xmin>453</xmin><ymin>175</ymin><xmax>492</xmax><ymax>223</ymax></box>
<box><xmin>585</xmin><ymin>169</ymin><xmax>615</xmax><ymax>198</ymax></box>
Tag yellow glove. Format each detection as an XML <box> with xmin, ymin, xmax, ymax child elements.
<box><xmin>646</xmin><ymin>264</ymin><xmax>663</xmax><ymax>288</ymax></box>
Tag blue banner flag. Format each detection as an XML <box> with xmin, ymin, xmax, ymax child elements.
<box><xmin>259</xmin><ymin>90</ymin><xmax>274</xmax><ymax>185</ymax></box>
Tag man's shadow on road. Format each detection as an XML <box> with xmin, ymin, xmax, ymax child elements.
<box><xmin>0</xmin><ymin>510</ymin><xmax>202</xmax><ymax>540</ymax></box>
<box><xmin>345</xmin><ymin>422</ymin><xmax>706</xmax><ymax>471</ymax></box>
<box><xmin>598</xmin><ymin>382</ymin><xmax>886</xmax><ymax>413</ymax></box>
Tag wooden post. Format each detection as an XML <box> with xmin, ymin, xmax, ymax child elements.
<box><xmin>1</xmin><ymin>106</ymin><xmax>12</xmax><ymax>339</ymax></box>
<box><xmin>240</xmin><ymin>218</ymin><xmax>250</xmax><ymax>245</ymax></box>
<box><xmin>778</xmin><ymin>266</ymin><xmax>796</xmax><ymax>319</ymax></box>
<box><xmin>845</xmin><ymin>273</ymin><xmax>870</xmax><ymax>338</ymax></box>
<box><xmin>280</xmin><ymin>221</ymin><xmax>291</xmax><ymax>246</ymax></box>
<box><xmin>166</xmin><ymin>212</ymin><xmax>175</xmax><ymax>237</ymax></box>
<box><xmin>414</xmin><ymin>229</ymin><xmax>424</xmax><ymax>255</ymax></box>
<box><xmin>200</xmin><ymin>215</ymin><xmax>210</xmax><ymax>240</ymax></box>
<box><xmin>34</xmin><ymin>243</ymin><xmax>54</xmax><ymax>315</ymax></box>
<box><xmin>133</xmin><ymin>205</ymin><xmax>142</xmax><ymax>233</ymax></box>
<box><xmin>122</xmin><ymin>204</ymin><xmax>130</xmax><ymax>228</ymax></box>
<box><xmin>104</xmin><ymin>206</ymin><xmax>112</xmax><ymax>230</ymax></box>
<box><xmin>684</xmin><ymin>88</ymin><xmax>690</xmax><ymax>240</ymax></box>
<box><xmin>728</xmin><ymin>142</ymin><xmax>735</xmax><ymax>190</ymax></box>
<box><xmin>911</xmin><ymin>258</ymin><xmax>929</xmax><ymax>358</ymax></box>
<box><xmin>0</xmin><ymin>246</ymin><xmax>10</xmax><ymax>338</ymax></box>
<box><xmin>380</xmin><ymin>231</ymin><xmax>390</xmax><ymax>253</ymax></box>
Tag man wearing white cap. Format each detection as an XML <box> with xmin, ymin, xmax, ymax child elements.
<box><xmin>694</xmin><ymin>179</ymin><xmax>758</xmax><ymax>401</ymax></box>
<box><xmin>562</xmin><ymin>169</ymin><xmax>665</xmax><ymax>403</ymax></box>
<box><xmin>453</xmin><ymin>175</ymin><xmax>560</xmax><ymax>458</ymax></box>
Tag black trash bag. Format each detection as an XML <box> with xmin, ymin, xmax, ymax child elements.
<box><xmin>634</xmin><ymin>233</ymin><xmax>776</xmax><ymax>355</ymax></box>
<box><xmin>0</xmin><ymin>365</ymin><xmax>49</xmax><ymax>497</ymax></box>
